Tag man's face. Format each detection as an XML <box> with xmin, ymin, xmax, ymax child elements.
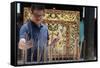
<box><xmin>32</xmin><ymin>9</ymin><xmax>44</xmax><ymax>24</ymax></box>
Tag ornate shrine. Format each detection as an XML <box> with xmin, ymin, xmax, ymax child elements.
<box><xmin>23</xmin><ymin>8</ymin><xmax>80</xmax><ymax>60</ymax></box>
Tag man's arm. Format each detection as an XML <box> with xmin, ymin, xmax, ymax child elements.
<box><xmin>18</xmin><ymin>38</ymin><xmax>26</xmax><ymax>49</ymax></box>
<box><xmin>18</xmin><ymin>24</ymin><xmax>27</xmax><ymax>50</ymax></box>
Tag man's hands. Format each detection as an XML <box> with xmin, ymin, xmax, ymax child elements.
<box><xmin>18</xmin><ymin>39</ymin><xmax>26</xmax><ymax>50</ymax></box>
<box><xmin>18</xmin><ymin>39</ymin><xmax>33</xmax><ymax>50</ymax></box>
<box><xmin>49</xmin><ymin>33</ymin><xmax>60</xmax><ymax>46</ymax></box>
<box><xmin>52</xmin><ymin>37</ymin><xmax>60</xmax><ymax>44</ymax></box>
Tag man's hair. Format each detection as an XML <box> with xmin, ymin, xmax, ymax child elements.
<box><xmin>31</xmin><ymin>4</ymin><xmax>45</xmax><ymax>12</ymax></box>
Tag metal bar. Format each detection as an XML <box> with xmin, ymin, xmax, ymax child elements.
<box><xmin>22</xmin><ymin>49</ymin><xmax>25</xmax><ymax>64</ymax></box>
<box><xmin>43</xmin><ymin>43</ymin><xmax>46</xmax><ymax>62</ymax></box>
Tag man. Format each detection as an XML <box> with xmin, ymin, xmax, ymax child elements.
<box><xmin>18</xmin><ymin>4</ymin><xmax>59</xmax><ymax>62</ymax></box>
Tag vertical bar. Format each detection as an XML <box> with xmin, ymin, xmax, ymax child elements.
<box><xmin>83</xmin><ymin>7</ymin><xmax>85</xmax><ymax>18</ymax></box>
<box><xmin>31</xmin><ymin>41</ymin><xmax>34</xmax><ymax>62</ymax></box>
<box><xmin>94</xmin><ymin>8</ymin><xmax>97</xmax><ymax>19</ymax></box>
<box><xmin>24</xmin><ymin>49</ymin><xmax>27</xmax><ymax>64</ymax></box>
<box><xmin>37</xmin><ymin>38</ymin><xmax>40</xmax><ymax>62</ymax></box>
<box><xmin>22</xmin><ymin>50</ymin><xmax>25</xmax><ymax>64</ymax></box>
<box><xmin>43</xmin><ymin>43</ymin><xmax>47</xmax><ymax>62</ymax></box>
<box><xmin>17</xmin><ymin>3</ymin><xmax>20</xmax><ymax>14</ymax></box>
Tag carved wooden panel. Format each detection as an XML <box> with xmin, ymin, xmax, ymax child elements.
<box><xmin>23</xmin><ymin>8</ymin><xmax>80</xmax><ymax>60</ymax></box>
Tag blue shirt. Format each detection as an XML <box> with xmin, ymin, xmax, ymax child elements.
<box><xmin>19</xmin><ymin>20</ymin><xmax>48</xmax><ymax>61</ymax></box>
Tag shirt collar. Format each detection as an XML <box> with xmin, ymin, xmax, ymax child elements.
<box><xmin>30</xmin><ymin>20</ymin><xmax>43</xmax><ymax>29</ymax></box>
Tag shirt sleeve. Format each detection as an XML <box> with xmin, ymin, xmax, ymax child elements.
<box><xmin>19</xmin><ymin>24</ymin><xmax>28</xmax><ymax>39</ymax></box>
